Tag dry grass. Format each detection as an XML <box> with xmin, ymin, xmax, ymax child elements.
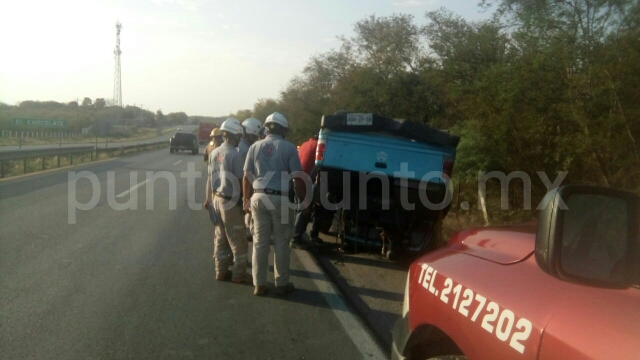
<box><xmin>441</xmin><ymin>192</ymin><xmax>538</xmax><ymax>241</ymax></box>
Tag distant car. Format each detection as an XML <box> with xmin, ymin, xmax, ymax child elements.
<box><xmin>392</xmin><ymin>185</ymin><xmax>640</xmax><ymax>360</ymax></box>
<box><xmin>169</xmin><ymin>132</ymin><xmax>198</xmax><ymax>154</ymax></box>
<box><xmin>176</xmin><ymin>127</ymin><xmax>183</xmax><ymax>131</ymax></box>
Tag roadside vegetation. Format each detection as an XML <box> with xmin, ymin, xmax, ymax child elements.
<box><xmin>228</xmin><ymin>0</ymin><xmax>640</xmax><ymax>234</ymax></box>
<box><xmin>0</xmin><ymin>99</ymin><xmax>220</xmax><ymax>138</ymax></box>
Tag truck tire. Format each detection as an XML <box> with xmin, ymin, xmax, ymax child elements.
<box><xmin>170</xmin><ymin>148</ymin><xmax>174</xmax><ymax>153</ymax></box>
<box><xmin>426</xmin><ymin>356</ymin><xmax>467</xmax><ymax>360</ymax></box>
<box><xmin>385</xmin><ymin>250</ymin><xmax>396</xmax><ymax>260</ymax></box>
<box><xmin>192</xmin><ymin>148</ymin><xmax>197</xmax><ymax>155</ymax></box>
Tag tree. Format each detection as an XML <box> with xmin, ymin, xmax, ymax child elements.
<box><xmin>232</xmin><ymin>109</ymin><xmax>253</xmax><ymax>121</ymax></box>
<box><xmin>94</xmin><ymin>98</ymin><xmax>106</xmax><ymax>109</ymax></box>
<box><xmin>166</xmin><ymin>112</ymin><xmax>189</xmax><ymax>125</ymax></box>
<box><xmin>67</xmin><ymin>100</ymin><xmax>78</xmax><ymax>107</ymax></box>
<box><xmin>156</xmin><ymin>110</ymin><xmax>164</xmax><ymax>124</ymax></box>
<box><xmin>82</xmin><ymin>97</ymin><xmax>92</xmax><ymax>107</ymax></box>
<box><xmin>252</xmin><ymin>99</ymin><xmax>280</xmax><ymax>122</ymax></box>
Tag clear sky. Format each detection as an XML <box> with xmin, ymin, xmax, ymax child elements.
<box><xmin>0</xmin><ymin>0</ymin><xmax>492</xmax><ymax>117</ymax></box>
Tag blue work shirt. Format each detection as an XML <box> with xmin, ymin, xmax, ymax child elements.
<box><xmin>209</xmin><ymin>142</ymin><xmax>244</xmax><ymax>197</ymax></box>
<box><xmin>243</xmin><ymin>134</ymin><xmax>302</xmax><ymax>192</ymax></box>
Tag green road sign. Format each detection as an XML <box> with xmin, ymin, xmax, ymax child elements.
<box><xmin>13</xmin><ymin>118</ymin><xmax>69</xmax><ymax>128</ymax></box>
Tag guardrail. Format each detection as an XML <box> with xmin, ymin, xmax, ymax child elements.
<box><xmin>0</xmin><ymin>141</ymin><xmax>168</xmax><ymax>179</ymax></box>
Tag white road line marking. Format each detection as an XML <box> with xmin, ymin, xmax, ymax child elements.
<box><xmin>116</xmin><ymin>179</ymin><xmax>150</xmax><ymax>198</ymax></box>
<box><xmin>295</xmin><ymin>250</ymin><xmax>386</xmax><ymax>360</ymax></box>
<box><xmin>173</xmin><ymin>160</ymin><xmax>183</xmax><ymax>166</ymax></box>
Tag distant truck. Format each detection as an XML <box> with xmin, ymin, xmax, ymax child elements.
<box><xmin>313</xmin><ymin>113</ymin><xmax>459</xmax><ymax>259</ymax></box>
<box><xmin>198</xmin><ymin>123</ymin><xmax>217</xmax><ymax>145</ymax></box>
<box><xmin>169</xmin><ymin>132</ymin><xmax>198</xmax><ymax>154</ymax></box>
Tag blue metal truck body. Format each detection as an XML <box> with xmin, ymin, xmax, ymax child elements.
<box><xmin>312</xmin><ymin>113</ymin><xmax>459</xmax><ymax>258</ymax></box>
<box><xmin>317</xmin><ymin>129</ymin><xmax>456</xmax><ymax>184</ymax></box>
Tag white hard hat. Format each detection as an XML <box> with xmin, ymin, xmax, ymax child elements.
<box><xmin>242</xmin><ymin>118</ymin><xmax>263</xmax><ymax>136</ymax></box>
<box><xmin>264</xmin><ymin>112</ymin><xmax>289</xmax><ymax>129</ymax></box>
<box><xmin>220</xmin><ymin>118</ymin><xmax>243</xmax><ymax>135</ymax></box>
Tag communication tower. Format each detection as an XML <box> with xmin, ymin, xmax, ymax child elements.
<box><xmin>113</xmin><ymin>22</ymin><xmax>122</xmax><ymax>107</ymax></box>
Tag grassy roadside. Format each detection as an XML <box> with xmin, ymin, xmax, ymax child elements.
<box><xmin>441</xmin><ymin>196</ymin><xmax>538</xmax><ymax>241</ymax></box>
<box><xmin>0</xmin><ymin>127</ymin><xmax>175</xmax><ymax>146</ymax></box>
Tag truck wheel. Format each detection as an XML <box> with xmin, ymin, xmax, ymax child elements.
<box><xmin>426</xmin><ymin>356</ymin><xmax>467</xmax><ymax>360</ymax></box>
<box><xmin>170</xmin><ymin>148</ymin><xmax>174</xmax><ymax>153</ymax></box>
<box><xmin>192</xmin><ymin>148</ymin><xmax>197</xmax><ymax>155</ymax></box>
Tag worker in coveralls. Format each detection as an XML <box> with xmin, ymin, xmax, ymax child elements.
<box><xmin>238</xmin><ymin>118</ymin><xmax>263</xmax><ymax>243</ymax></box>
<box><xmin>204</xmin><ymin>127</ymin><xmax>223</xmax><ymax>164</ymax></box>
<box><xmin>204</xmin><ymin>128</ymin><xmax>223</xmax><ymax>215</ymax></box>
<box><xmin>205</xmin><ymin>118</ymin><xmax>251</xmax><ymax>283</ymax></box>
<box><xmin>243</xmin><ymin>112</ymin><xmax>307</xmax><ymax>296</ymax></box>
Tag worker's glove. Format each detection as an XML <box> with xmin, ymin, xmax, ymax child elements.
<box><xmin>243</xmin><ymin>198</ymin><xmax>251</xmax><ymax>213</ymax></box>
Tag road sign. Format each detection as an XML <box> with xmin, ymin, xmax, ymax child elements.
<box><xmin>13</xmin><ymin>118</ymin><xmax>69</xmax><ymax>128</ymax></box>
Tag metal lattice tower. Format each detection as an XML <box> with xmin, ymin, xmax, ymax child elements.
<box><xmin>113</xmin><ymin>22</ymin><xmax>122</xmax><ymax>108</ymax></box>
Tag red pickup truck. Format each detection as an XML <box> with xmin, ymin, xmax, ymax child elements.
<box><xmin>392</xmin><ymin>185</ymin><xmax>640</xmax><ymax>359</ymax></box>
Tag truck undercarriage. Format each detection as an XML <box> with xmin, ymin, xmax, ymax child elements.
<box><xmin>315</xmin><ymin>168</ymin><xmax>450</xmax><ymax>259</ymax></box>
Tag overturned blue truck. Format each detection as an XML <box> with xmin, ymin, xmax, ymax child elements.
<box><xmin>312</xmin><ymin>113</ymin><xmax>459</xmax><ymax>259</ymax></box>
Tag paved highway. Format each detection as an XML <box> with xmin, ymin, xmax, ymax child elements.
<box><xmin>0</xmin><ymin>148</ymin><xmax>385</xmax><ymax>359</ymax></box>
<box><xmin>0</xmin><ymin>126</ymin><xmax>197</xmax><ymax>153</ymax></box>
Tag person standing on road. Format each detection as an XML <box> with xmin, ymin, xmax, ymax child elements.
<box><xmin>204</xmin><ymin>127</ymin><xmax>224</xmax><ymax>213</ymax></box>
<box><xmin>290</xmin><ymin>134</ymin><xmax>322</xmax><ymax>249</ymax></box>
<box><xmin>243</xmin><ymin>112</ymin><xmax>306</xmax><ymax>296</ymax></box>
<box><xmin>238</xmin><ymin>118</ymin><xmax>263</xmax><ymax>243</ymax></box>
<box><xmin>205</xmin><ymin>118</ymin><xmax>251</xmax><ymax>283</ymax></box>
<box><xmin>204</xmin><ymin>127</ymin><xmax>223</xmax><ymax>164</ymax></box>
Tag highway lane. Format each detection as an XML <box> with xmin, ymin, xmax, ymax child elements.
<box><xmin>0</xmin><ymin>125</ymin><xmax>197</xmax><ymax>153</ymax></box>
<box><xmin>0</xmin><ymin>149</ymin><xmax>385</xmax><ymax>359</ymax></box>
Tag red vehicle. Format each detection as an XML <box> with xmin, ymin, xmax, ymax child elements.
<box><xmin>392</xmin><ymin>185</ymin><xmax>640</xmax><ymax>360</ymax></box>
<box><xmin>197</xmin><ymin>122</ymin><xmax>217</xmax><ymax>145</ymax></box>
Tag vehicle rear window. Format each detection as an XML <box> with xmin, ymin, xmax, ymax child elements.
<box><xmin>175</xmin><ymin>133</ymin><xmax>194</xmax><ymax>139</ymax></box>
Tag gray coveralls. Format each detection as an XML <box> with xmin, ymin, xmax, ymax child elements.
<box><xmin>210</xmin><ymin>142</ymin><xmax>248</xmax><ymax>281</ymax></box>
<box><xmin>244</xmin><ymin>134</ymin><xmax>302</xmax><ymax>287</ymax></box>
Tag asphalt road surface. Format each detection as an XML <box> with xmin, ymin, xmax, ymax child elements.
<box><xmin>0</xmin><ymin>126</ymin><xmax>197</xmax><ymax>153</ymax></box>
<box><xmin>0</xmin><ymin>148</ymin><xmax>386</xmax><ymax>359</ymax></box>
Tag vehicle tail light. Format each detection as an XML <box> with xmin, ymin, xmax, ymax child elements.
<box><xmin>316</xmin><ymin>141</ymin><xmax>326</xmax><ymax>161</ymax></box>
<box><xmin>442</xmin><ymin>159</ymin><xmax>453</xmax><ymax>178</ymax></box>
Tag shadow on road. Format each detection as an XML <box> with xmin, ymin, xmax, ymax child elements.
<box><xmin>325</xmin><ymin>250</ymin><xmax>411</xmax><ymax>271</ymax></box>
